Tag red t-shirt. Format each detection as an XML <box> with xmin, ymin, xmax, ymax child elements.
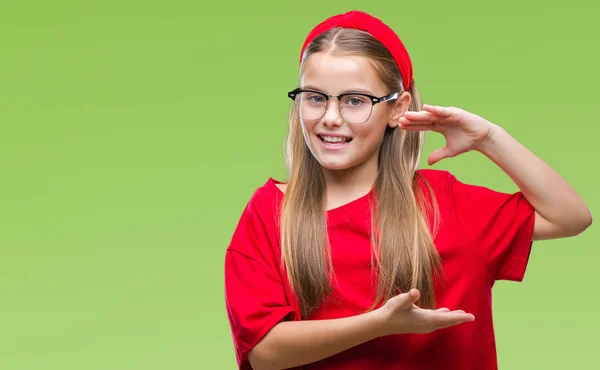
<box><xmin>224</xmin><ymin>169</ymin><xmax>535</xmax><ymax>370</ymax></box>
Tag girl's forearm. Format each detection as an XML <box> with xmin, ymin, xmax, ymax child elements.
<box><xmin>477</xmin><ymin>125</ymin><xmax>592</xmax><ymax>240</ymax></box>
<box><xmin>248</xmin><ymin>310</ymin><xmax>383</xmax><ymax>370</ymax></box>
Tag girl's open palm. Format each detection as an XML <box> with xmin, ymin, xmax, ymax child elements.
<box><xmin>399</xmin><ymin>105</ymin><xmax>496</xmax><ymax>166</ymax></box>
<box><xmin>377</xmin><ymin>289</ymin><xmax>475</xmax><ymax>336</ymax></box>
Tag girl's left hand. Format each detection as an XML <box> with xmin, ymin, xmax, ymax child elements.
<box><xmin>399</xmin><ymin>104</ymin><xmax>497</xmax><ymax>166</ymax></box>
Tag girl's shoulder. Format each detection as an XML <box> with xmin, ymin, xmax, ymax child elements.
<box><xmin>416</xmin><ymin>168</ymin><xmax>450</xmax><ymax>179</ymax></box>
<box><xmin>239</xmin><ymin>177</ymin><xmax>286</xmax><ymax>218</ymax></box>
<box><xmin>415</xmin><ymin>168</ymin><xmax>456</xmax><ymax>192</ymax></box>
<box><xmin>226</xmin><ymin>178</ymin><xmax>285</xmax><ymax>257</ymax></box>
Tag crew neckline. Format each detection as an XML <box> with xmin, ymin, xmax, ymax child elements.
<box><xmin>267</xmin><ymin>177</ymin><xmax>373</xmax><ymax>214</ymax></box>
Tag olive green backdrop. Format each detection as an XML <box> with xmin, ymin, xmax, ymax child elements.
<box><xmin>1</xmin><ymin>1</ymin><xmax>598</xmax><ymax>369</ymax></box>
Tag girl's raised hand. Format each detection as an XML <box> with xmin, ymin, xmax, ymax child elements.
<box><xmin>399</xmin><ymin>105</ymin><xmax>497</xmax><ymax>166</ymax></box>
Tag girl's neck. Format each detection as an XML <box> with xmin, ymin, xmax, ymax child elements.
<box><xmin>322</xmin><ymin>162</ymin><xmax>377</xmax><ymax>211</ymax></box>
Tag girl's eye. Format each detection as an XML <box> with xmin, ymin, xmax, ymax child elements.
<box><xmin>343</xmin><ymin>95</ymin><xmax>369</xmax><ymax>107</ymax></box>
<box><xmin>310</xmin><ymin>95</ymin><xmax>325</xmax><ymax>103</ymax></box>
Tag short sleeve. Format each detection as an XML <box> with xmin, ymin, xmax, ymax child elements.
<box><xmin>444</xmin><ymin>171</ymin><xmax>536</xmax><ymax>282</ymax></box>
<box><xmin>224</xmin><ymin>192</ymin><xmax>298</xmax><ymax>369</ymax></box>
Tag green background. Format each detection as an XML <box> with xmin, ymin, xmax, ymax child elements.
<box><xmin>1</xmin><ymin>1</ymin><xmax>598</xmax><ymax>369</ymax></box>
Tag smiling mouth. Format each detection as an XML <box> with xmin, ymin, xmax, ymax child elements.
<box><xmin>317</xmin><ymin>134</ymin><xmax>353</xmax><ymax>145</ymax></box>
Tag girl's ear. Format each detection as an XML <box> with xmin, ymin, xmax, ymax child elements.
<box><xmin>388</xmin><ymin>92</ymin><xmax>412</xmax><ymax>128</ymax></box>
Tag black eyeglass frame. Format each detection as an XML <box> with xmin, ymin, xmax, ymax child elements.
<box><xmin>287</xmin><ymin>88</ymin><xmax>400</xmax><ymax>123</ymax></box>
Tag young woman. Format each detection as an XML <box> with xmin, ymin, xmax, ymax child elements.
<box><xmin>224</xmin><ymin>10</ymin><xmax>592</xmax><ymax>370</ymax></box>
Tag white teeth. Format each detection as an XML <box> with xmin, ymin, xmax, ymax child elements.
<box><xmin>321</xmin><ymin>135</ymin><xmax>347</xmax><ymax>143</ymax></box>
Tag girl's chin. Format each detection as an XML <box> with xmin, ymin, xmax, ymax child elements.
<box><xmin>314</xmin><ymin>156</ymin><xmax>356</xmax><ymax>172</ymax></box>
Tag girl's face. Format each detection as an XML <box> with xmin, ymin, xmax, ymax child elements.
<box><xmin>298</xmin><ymin>52</ymin><xmax>409</xmax><ymax>175</ymax></box>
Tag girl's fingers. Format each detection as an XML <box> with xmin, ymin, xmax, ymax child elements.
<box><xmin>428</xmin><ymin>146</ymin><xmax>455</xmax><ymax>166</ymax></box>
<box><xmin>402</xmin><ymin>111</ymin><xmax>437</xmax><ymax>122</ymax></box>
<box><xmin>399</xmin><ymin>123</ymin><xmax>434</xmax><ymax>131</ymax></box>
<box><xmin>422</xmin><ymin>104</ymin><xmax>453</xmax><ymax>117</ymax></box>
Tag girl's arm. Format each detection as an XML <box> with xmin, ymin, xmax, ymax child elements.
<box><xmin>477</xmin><ymin>125</ymin><xmax>592</xmax><ymax>240</ymax></box>
<box><xmin>399</xmin><ymin>105</ymin><xmax>592</xmax><ymax>241</ymax></box>
<box><xmin>248</xmin><ymin>309</ymin><xmax>382</xmax><ymax>370</ymax></box>
<box><xmin>248</xmin><ymin>289</ymin><xmax>474</xmax><ymax>370</ymax></box>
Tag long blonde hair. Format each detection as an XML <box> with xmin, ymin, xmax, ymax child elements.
<box><xmin>280</xmin><ymin>27</ymin><xmax>443</xmax><ymax>319</ymax></box>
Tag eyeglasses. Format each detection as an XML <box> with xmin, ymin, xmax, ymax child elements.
<box><xmin>287</xmin><ymin>88</ymin><xmax>399</xmax><ymax>124</ymax></box>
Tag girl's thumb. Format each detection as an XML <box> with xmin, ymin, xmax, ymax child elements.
<box><xmin>397</xmin><ymin>288</ymin><xmax>420</xmax><ymax>308</ymax></box>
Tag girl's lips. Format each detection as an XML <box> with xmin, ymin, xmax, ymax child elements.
<box><xmin>317</xmin><ymin>134</ymin><xmax>353</xmax><ymax>150</ymax></box>
<box><xmin>317</xmin><ymin>133</ymin><xmax>353</xmax><ymax>141</ymax></box>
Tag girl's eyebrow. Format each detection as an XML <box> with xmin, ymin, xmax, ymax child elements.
<box><xmin>299</xmin><ymin>85</ymin><xmax>326</xmax><ymax>92</ymax></box>
<box><xmin>300</xmin><ymin>85</ymin><xmax>376</xmax><ymax>95</ymax></box>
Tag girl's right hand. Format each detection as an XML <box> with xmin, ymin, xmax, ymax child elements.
<box><xmin>375</xmin><ymin>289</ymin><xmax>475</xmax><ymax>336</ymax></box>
